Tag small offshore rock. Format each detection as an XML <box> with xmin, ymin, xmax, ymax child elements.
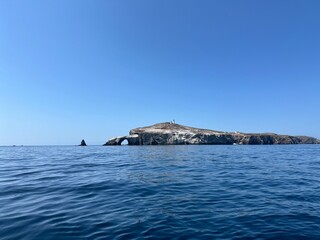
<box><xmin>79</xmin><ymin>139</ymin><xmax>87</xmax><ymax>146</ymax></box>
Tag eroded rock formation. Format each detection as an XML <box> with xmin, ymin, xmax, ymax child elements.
<box><xmin>103</xmin><ymin>122</ymin><xmax>319</xmax><ymax>146</ymax></box>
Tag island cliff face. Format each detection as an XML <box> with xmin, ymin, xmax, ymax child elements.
<box><xmin>104</xmin><ymin>122</ymin><xmax>319</xmax><ymax>146</ymax></box>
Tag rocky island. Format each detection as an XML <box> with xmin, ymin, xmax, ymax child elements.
<box><xmin>104</xmin><ymin>122</ymin><xmax>320</xmax><ymax>146</ymax></box>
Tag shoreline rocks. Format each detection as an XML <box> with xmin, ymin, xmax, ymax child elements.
<box><xmin>104</xmin><ymin>122</ymin><xmax>320</xmax><ymax>146</ymax></box>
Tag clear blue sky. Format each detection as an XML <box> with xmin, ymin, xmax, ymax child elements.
<box><xmin>1</xmin><ymin>0</ymin><xmax>319</xmax><ymax>145</ymax></box>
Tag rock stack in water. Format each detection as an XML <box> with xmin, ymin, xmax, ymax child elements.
<box><xmin>79</xmin><ymin>139</ymin><xmax>87</xmax><ymax>146</ymax></box>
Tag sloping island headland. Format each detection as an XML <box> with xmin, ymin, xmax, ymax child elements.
<box><xmin>104</xmin><ymin>122</ymin><xmax>319</xmax><ymax>146</ymax></box>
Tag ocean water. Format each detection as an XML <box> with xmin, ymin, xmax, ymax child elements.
<box><xmin>1</xmin><ymin>145</ymin><xmax>320</xmax><ymax>240</ymax></box>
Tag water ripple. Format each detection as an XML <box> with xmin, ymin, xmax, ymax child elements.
<box><xmin>1</xmin><ymin>145</ymin><xmax>320</xmax><ymax>239</ymax></box>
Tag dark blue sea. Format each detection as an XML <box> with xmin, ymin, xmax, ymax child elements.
<box><xmin>1</xmin><ymin>145</ymin><xmax>320</xmax><ymax>239</ymax></box>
